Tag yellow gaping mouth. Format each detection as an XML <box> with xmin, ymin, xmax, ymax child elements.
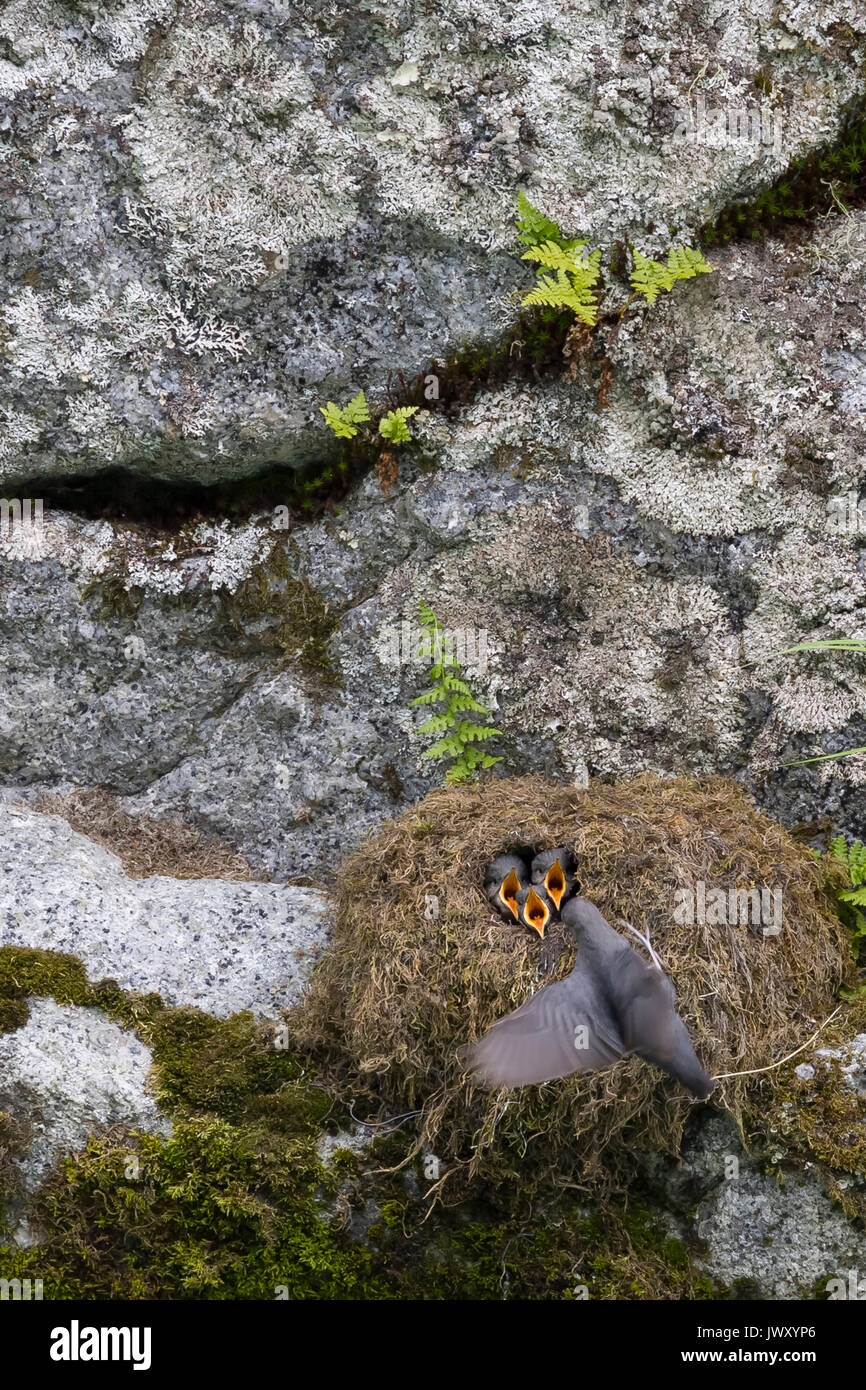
<box><xmin>523</xmin><ymin>886</ymin><xmax>549</xmax><ymax>938</ymax></box>
<box><xmin>498</xmin><ymin>868</ymin><xmax>522</xmax><ymax>921</ymax></box>
<box><xmin>544</xmin><ymin>860</ymin><xmax>566</xmax><ymax>910</ymax></box>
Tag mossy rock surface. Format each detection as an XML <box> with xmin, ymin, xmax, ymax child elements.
<box><xmin>292</xmin><ymin>773</ymin><xmax>854</xmax><ymax>1197</ymax></box>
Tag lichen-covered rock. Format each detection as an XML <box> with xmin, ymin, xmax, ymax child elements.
<box><xmin>1</xmin><ymin>1</ymin><xmax>865</xmax><ymax>482</ymax></box>
<box><xmin>3</xmin><ymin>213</ymin><xmax>866</xmax><ymax>874</ymax></box>
<box><xmin>695</xmin><ymin>1167</ymin><xmax>866</xmax><ymax>1298</ymax></box>
<box><xmin>648</xmin><ymin>1113</ymin><xmax>866</xmax><ymax>1298</ymax></box>
<box><xmin>0</xmin><ymin>805</ymin><xmax>330</xmax><ymax>1015</ymax></box>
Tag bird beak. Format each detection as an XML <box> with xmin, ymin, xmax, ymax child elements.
<box><xmin>523</xmin><ymin>887</ymin><xmax>549</xmax><ymax>938</ymax></box>
<box><xmin>498</xmin><ymin>869</ymin><xmax>522</xmax><ymax>922</ymax></box>
<box><xmin>544</xmin><ymin>860</ymin><xmax>567</xmax><ymax>911</ymax></box>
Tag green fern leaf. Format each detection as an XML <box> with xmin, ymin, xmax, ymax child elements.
<box><xmin>515</xmin><ymin>191</ymin><xmax>564</xmax><ymax>249</ymax></box>
<box><xmin>320</xmin><ymin>390</ymin><xmax>371</xmax><ymax>438</ymax></box>
<box><xmin>521</xmin><ymin>248</ymin><xmax>600</xmax><ymax>323</ymax></box>
<box><xmin>410</xmin><ymin>599</ymin><xmax>502</xmax><ymax>785</ymax></box>
<box><xmin>379</xmin><ymin>405</ymin><xmax>419</xmax><ymax>444</ymax></box>
<box><xmin>417</xmin><ymin>714</ymin><xmax>450</xmax><ymax>736</ymax></box>
<box><xmin>666</xmin><ymin>245</ymin><xmax>713</xmax><ymax>282</ymax></box>
<box><xmin>521</xmin><ymin>241</ymin><xmax>589</xmax><ymax>274</ymax></box>
<box><xmin>410</xmin><ymin>688</ymin><xmax>442</xmax><ymax>707</ymax></box>
<box><xmin>630</xmin><ymin>249</ymin><xmax>676</xmax><ymax>306</ymax></box>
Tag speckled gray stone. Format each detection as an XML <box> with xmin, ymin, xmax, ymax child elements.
<box><xmin>0</xmin><ymin>805</ymin><xmax>331</xmax><ymax>1017</ymax></box>
<box><xmin>646</xmin><ymin>1114</ymin><xmax>866</xmax><ymax>1298</ymax></box>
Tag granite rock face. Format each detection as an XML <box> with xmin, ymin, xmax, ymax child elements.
<box><xmin>0</xmin><ymin>805</ymin><xmax>331</xmax><ymax>1015</ymax></box>
<box><xmin>2</xmin><ymin>0</ymin><xmax>866</xmax><ymax>1300</ymax></box>
<box><xmin>1</xmin><ymin>0</ymin><xmax>865</xmax><ymax>483</ymax></box>
<box><xmin>662</xmin><ymin>1116</ymin><xmax>866</xmax><ymax>1299</ymax></box>
<box><xmin>3</xmin><ymin>215</ymin><xmax>866</xmax><ymax>878</ymax></box>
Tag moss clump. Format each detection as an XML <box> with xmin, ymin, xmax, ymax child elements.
<box><xmin>291</xmin><ymin>774</ymin><xmax>852</xmax><ymax>1201</ymax></box>
<box><xmin>218</xmin><ymin>538</ymin><xmax>340</xmax><ymax>687</ymax></box>
<box><xmin>702</xmin><ymin>103</ymin><xmax>866</xmax><ymax>246</ymax></box>
<box><xmin>339</xmin><ymin>1126</ymin><xmax>717</xmax><ymax>1299</ymax></box>
<box><xmin>750</xmin><ymin>997</ymin><xmax>866</xmax><ymax>1219</ymax></box>
<box><xmin>0</xmin><ymin>1119</ymin><xmax>385</xmax><ymax>1300</ymax></box>
<box><xmin>0</xmin><ymin>946</ymin><xmax>722</xmax><ymax>1299</ymax></box>
<box><xmin>0</xmin><ymin>948</ymin><xmax>92</xmax><ymax>1033</ymax></box>
<box><xmin>0</xmin><ymin>953</ymin><xmax>382</xmax><ymax>1298</ymax></box>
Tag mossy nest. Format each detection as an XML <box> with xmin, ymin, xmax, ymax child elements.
<box><xmin>291</xmin><ymin>774</ymin><xmax>853</xmax><ymax>1199</ymax></box>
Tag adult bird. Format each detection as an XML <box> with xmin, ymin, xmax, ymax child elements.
<box><xmin>460</xmin><ymin>896</ymin><xmax>713</xmax><ymax>1099</ymax></box>
<box><xmin>530</xmin><ymin>848</ymin><xmax>576</xmax><ymax>912</ymax></box>
<box><xmin>484</xmin><ymin>853</ymin><xmax>529</xmax><ymax>923</ymax></box>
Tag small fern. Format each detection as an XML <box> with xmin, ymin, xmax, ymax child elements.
<box><xmin>630</xmin><ymin>246</ymin><xmax>712</xmax><ymax>306</ymax></box>
<box><xmin>521</xmin><ymin>242</ymin><xmax>602</xmax><ymax>324</ymax></box>
<box><xmin>410</xmin><ymin>601</ymin><xmax>502</xmax><ymax>785</ymax></box>
<box><xmin>379</xmin><ymin>406</ymin><xmax>419</xmax><ymax>444</ymax></box>
<box><xmin>515</xmin><ymin>192</ymin><xmax>712</xmax><ymax>328</ymax></box>
<box><xmin>826</xmin><ymin>836</ymin><xmax>866</xmax><ymax>972</ymax></box>
<box><xmin>515</xmin><ymin>189</ymin><xmax>565</xmax><ymax>251</ymax></box>
<box><xmin>320</xmin><ymin>391</ymin><xmax>371</xmax><ymax>439</ymax></box>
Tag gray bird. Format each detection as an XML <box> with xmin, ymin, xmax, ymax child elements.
<box><xmin>460</xmin><ymin>896</ymin><xmax>713</xmax><ymax>1099</ymax></box>
<box><xmin>515</xmin><ymin>882</ymin><xmax>555</xmax><ymax>938</ymax></box>
<box><xmin>531</xmin><ymin>848</ymin><xmax>577</xmax><ymax>913</ymax></box>
<box><xmin>484</xmin><ymin>853</ymin><xmax>529</xmax><ymax>924</ymax></box>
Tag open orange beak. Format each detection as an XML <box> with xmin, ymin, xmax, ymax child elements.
<box><xmin>544</xmin><ymin>859</ymin><xmax>567</xmax><ymax>911</ymax></box>
<box><xmin>498</xmin><ymin>868</ymin><xmax>522</xmax><ymax>922</ymax></box>
<box><xmin>522</xmin><ymin>886</ymin><xmax>550</xmax><ymax>938</ymax></box>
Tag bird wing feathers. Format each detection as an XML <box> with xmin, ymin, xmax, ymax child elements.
<box><xmin>461</xmin><ymin>971</ymin><xmax>624</xmax><ymax>1088</ymax></box>
<box><xmin>612</xmin><ymin>954</ymin><xmax>713</xmax><ymax>1098</ymax></box>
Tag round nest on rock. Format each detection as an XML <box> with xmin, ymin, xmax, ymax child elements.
<box><xmin>290</xmin><ymin>774</ymin><xmax>853</xmax><ymax>1199</ymax></box>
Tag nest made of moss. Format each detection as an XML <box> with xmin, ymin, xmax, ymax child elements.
<box><xmin>290</xmin><ymin>774</ymin><xmax>854</xmax><ymax>1200</ymax></box>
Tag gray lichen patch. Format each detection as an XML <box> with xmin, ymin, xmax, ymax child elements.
<box><xmin>2</xmin><ymin>1</ymin><xmax>865</xmax><ymax>482</ymax></box>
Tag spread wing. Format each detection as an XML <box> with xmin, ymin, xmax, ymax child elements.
<box><xmin>459</xmin><ymin>970</ymin><xmax>625</xmax><ymax>1089</ymax></box>
<box><xmin>614</xmin><ymin>955</ymin><xmax>713</xmax><ymax>1100</ymax></box>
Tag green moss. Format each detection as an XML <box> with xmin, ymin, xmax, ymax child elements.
<box><xmin>748</xmin><ymin>1000</ymin><xmax>866</xmax><ymax>1219</ymax></box>
<box><xmin>702</xmin><ymin>102</ymin><xmax>866</xmax><ymax>246</ymax></box>
<box><xmin>0</xmin><ymin>946</ymin><xmax>383</xmax><ymax>1299</ymax></box>
<box><xmin>0</xmin><ymin>945</ymin><xmax>719</xmax><ymax>1300</ymax></box>
<box><xmin>0</xmin><ymin>948</ymin><xmax>92</xmax><ymax>1032</ymax></box>
<box><xmin>80</xmin><ymin>575</ymin><xmax>143</xmax><ymax>619</ymax></box>
<box><xmin>218</xmin><ymin>538</ymin><xmax>341</xmax><ymax>687</ymax></box>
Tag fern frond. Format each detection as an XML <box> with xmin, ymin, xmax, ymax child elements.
<box><xmin>455</xmin><ymin>722</ymin><xmax>502</xmax><ymax>743</ymax></box>
<box><xmin>441</xmin><ymin>675</ymin><xmax>472</xmax><ymax>695</ymax></box>
<box><xmin>319</xmin><ymin>390</ymin><xmax>371</xmax><ymax>438</ymax></box>
<box><xmin>411</xmin><ymin>599</ymin><xmax>502</xmax><ymax>785</ymax></box>
<box><xmin>666</xmin><ymin>245</ymin><xmax>713</xmax><ymax>282</ymax></box>
<box><xmin>515</xmin><ymin>190</ymin><xmax>564</xmax><ymax>249</ymax></box>
<box><xmin>521</xmin><ymin>241</ymin><xmax>588</xmax><ymax>273</ymax></box>
<box><xmin>379</xmin><ymin>405</ymin><xmax>419</xmax><ymax>444</ymax></box>
<box><xmin>416</xmin><ymin>714</ymin><xmax>451</xmax><ymax>736</ymax></box>
<box><xmin>447</xmin><ymin>695</ymin><xmax>490</xmax><ymax>714</ymax></box>
<box><xmin>410</xmin><ymin>687</ymin><xmax>443</xmax><ymax>706</ymax></box>
<box><xmin>629</xmin><ymin>249</ymin><xmax>676</xmax><ymax>306</ymax></box>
